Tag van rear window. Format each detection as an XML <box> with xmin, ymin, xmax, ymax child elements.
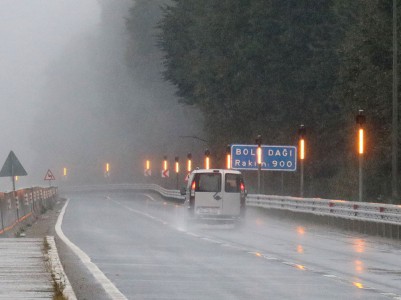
<box><xmin>194</xmin><ymin>173</ymin><xmax>221</xmax><ymax>192</ymax></box>
<box><xmin>225</xmin><ymin>174</ymin><xmax>242</xmax><ymax>193</ymax></box>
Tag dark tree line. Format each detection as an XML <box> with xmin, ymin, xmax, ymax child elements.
<box><xmin>126</xmin><ymin>0</ymin><xmax>401</xmax><ymax>202</ymax></box>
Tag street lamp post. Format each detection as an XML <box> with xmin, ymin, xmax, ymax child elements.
<box><xmin>298</xmin><ymin>125</ymin><xmax>306</xmax><ymax>197</ymax></box>
<box><xmin>356</xmin><ymin>110</ymin><xmax>366</xmax><ymax>202</ymax></box>
<box><xmin>255</xmin><ymin>135</ymin><xmax>262</xmax><ymax>195</ymax></box>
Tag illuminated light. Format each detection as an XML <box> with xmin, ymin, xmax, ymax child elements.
<box><xmin>257</xmin><ymin>146</ymin><xmax>262</xmax><ymax>165</ymax></box>
<box><xmin>175</xmin><ymin>162</ymin><xmax>179</xmax><ymax>173</ymax></box>
<box><xmin>358</xmin><ymin>128</ymin><xmax>364</xmax><ymax>154</ymax></box>
<box><xmin>353</xmin><ymin>282</ymin><xmax>364</xmax><ymax>289</ymax></box>
<box><xmin>297</xmin><ymin>245</ymin><xmax>304</xmax><ymax>254</ymax></box>
<box><xmin>300</xmin><ymin>139</ymin><xmax>305</xmax><ymax>160</ymax></box>
<box><xmin>146</xmin><ymin>160</ymin><xmax>150</xmax><ymax>170</ymax></box>
<box><xmin>255</xmin><ymin>252</ymin><xmax>262</xmax><ymax>257</ymax></box>
<box><xmin>205</xmin><ymin>157</ymin><xmax>210</xmax><ymax>170</ymax></box>
<box><xmin>297</xmin><ymin>226</ymin><xmax>305</xmax><ymax>235</ymax></box>
<box><xmin>163</xmin><ymin>160</ymin><xmax>168</xmax><ymax>171</ymax></box>
<box><xmin>106</xmin><ymin>163</ymin><xmax>110</xmax><ymax>172</ymax></box>
<box><xmin>187</xmin><ymin>160</ymin><xmax>192</xmax><ymax>172</ymax></box>
<box><xmin>226</xmin><ymin>145</ymin><xmax>231</xmax><ymax>169</ymax></box>
<box><xmin>63</xmin><ymin>167</ymin><xmax>67</xmax><ymax>176</ymax></box>
<box><xmin>191</xmin><ymin>181</ymin><xmax>196</xmax><ymax>190</ymax></box>
<box><xmin>15</xmin><ymin>176</ymin><xmax>18</xmax><ymax>181</ymax></box>
<box><xmin>240</xmin><ymin>183</ymin><xmax>245</xmax><ymax>192</ymax></box>
<box><xmin>295</xmin><ymin>264</ymin><xmax>305</xmax><ymax>270</ymax></box>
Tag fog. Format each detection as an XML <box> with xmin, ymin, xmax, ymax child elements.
<box><xmin>0</xmin><ymin>0</ymin><xmax>100</xmax><ymax>190</ymax></box>
<box><xmin>0</xmin><ymin>0</ymin><xmax>203</xmax><ymax>190</ymax></box>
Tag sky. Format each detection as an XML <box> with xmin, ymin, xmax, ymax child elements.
<box><xmin>0</xmin><ymin>0</ymin><xmax>100</xmax><ymax>190</ymax></box>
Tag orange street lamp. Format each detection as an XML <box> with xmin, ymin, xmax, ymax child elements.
<box><xmin>226</xmin><ymin>145</ymin><xmax>231</xmax><ymax>169</ymax></box>
<box><xmin>175</xmin><ymin>156</ymin><xmax>179</xmax><ymax>189</ymax></box>
<box><xmin>255</xmin><ymin>135</ymin><xmax>262</xmax><ymax>194</ymax></box>
<box><xmin>187</xmin><ymin>153</ymin><xmax>192</xmax><ymax>173</ymax></box>
<box><xmin>298</xmin><ymin>125</ymin><xmax>306</xmax><ymax>197</ymax></box>
<box><xmin>356</xmin><ymin>110</ymin><xmax>366</xmax><ymax>202</ymax></box>
<box><xmin>163</xmin><ymin>156</ymin><xmax>168</xmax><ymax>171</ymax></box>
<box><xmin>204</xmin><ymin>149</ymin><xmax>210</xmax><ymax>169</ymax></box>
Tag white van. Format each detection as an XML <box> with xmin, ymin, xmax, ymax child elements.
<box><xmin>181</xmin><ymin>169</ymin><xmax>246</xmax><ymax>222</ymax></box>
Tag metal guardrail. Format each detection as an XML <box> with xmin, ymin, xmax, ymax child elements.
<box><xmin>62</xmin><ymin>183</ymin><xmax>184</xmax><ymax>200</ymax></box>
<box><xmin>62</xmin><ymin>183</ymin><xmax>401</xmax><ymax>226</ymax></box>
<box><xmin>246</xmin><ymin>194</ymin><xmax>401</xmax><ymax>226</ymax></box>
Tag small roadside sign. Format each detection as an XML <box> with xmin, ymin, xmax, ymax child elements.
<box><xmin>144</xmin><ymin>169</ymin><xmax>151</xmax><ymax>177</ymax></box>
<box><xmin>44</xmin><ymin>169</ymin><xmax>55</xmax><ymax>181</ymax></box>
<box><xmin>161</xmin><ymin>169</ymin><xmax>169</xmax><ymax>178</ymax></box>
<box><xmin>0</xmin><ymin>151</ymin><xmax>28</xmax><ymax>191</ymax></box>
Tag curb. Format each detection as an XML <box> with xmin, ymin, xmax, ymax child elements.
<box><xmin>45</xmin><ymin>235</ymin><xmax>77</xmax><ymax>300</ymax></box>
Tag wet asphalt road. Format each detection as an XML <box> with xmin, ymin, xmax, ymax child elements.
<box><xmin>61</xmin><ymin>190</ymin><xmax>401</xmax><ymax>299</ymax></box>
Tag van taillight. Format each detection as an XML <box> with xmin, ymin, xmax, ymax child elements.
<box><xmin>191</xmin><ymin>181</ymin><xmax>196</xmax><ymax>196</ymax></box>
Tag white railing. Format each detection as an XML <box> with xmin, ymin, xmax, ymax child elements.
<box><xmin>61</xmin><ymin>184</ymin><xmax>401</xmax><ymax>226</ymax></box>
<box><xmin>246</xmin><ymin>194</ymin><xmax>401</xmax><ymax>226</ymax></box>
<box><xmin>61</xmin><ymin>183</ymin><xmax>184</xmax><ymax>200</ymax></box>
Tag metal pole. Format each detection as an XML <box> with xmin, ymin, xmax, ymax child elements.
<box><xmin>300</xmin><ymin>160</ymin><xmax>304</xmax><ymax>198</ymax></box>
<box><xmin>176</xmin><ymin>173</ymin><xmax>179</xmax><ymax>190</ymax></box>
<box><xmin>359</xmin><ymin>154</ymin><xmax>363</xmax><ymax>202</ymax></box>
<box><xmin>392</xmin><ymin>0</ymin><xmax>399</xmax><ymax>203</ymax></box>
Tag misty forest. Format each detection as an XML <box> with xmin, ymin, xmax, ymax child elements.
<box><xmin>34</xmin><ymin>0</ymin><xmax>401</xmax><ymax>203</ymax></box>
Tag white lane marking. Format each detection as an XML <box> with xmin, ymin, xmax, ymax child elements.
<box><xmin>111</xmin><ymin>198</ymin><xmax>165</xmax><ymax>224</ymax></box>
<box><xmin>56</xmin><ymin>199</ymin><xmax>127</xmax><ymax>300</ymax></box>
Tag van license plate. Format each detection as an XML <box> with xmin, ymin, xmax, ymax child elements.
<box><xmin>197</xmin><ymin>207</ymin><xmax>220</xmax><ymax>215</ymax></box>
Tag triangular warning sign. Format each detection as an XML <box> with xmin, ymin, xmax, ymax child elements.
<box><xmin>0</xmin><ymin>151</ymin><xmax>28</xmax><ymax>177</ymax></box>
<box><xmin>44</xmin><ymin>169</ymin><xmax>55</xmax><ymax>181</ymax></box>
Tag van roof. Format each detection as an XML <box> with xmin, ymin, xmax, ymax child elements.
<box><xmin>191</xmin><ymin>169</ymin><xmax>242</xmax><ymax>175</ymax></box>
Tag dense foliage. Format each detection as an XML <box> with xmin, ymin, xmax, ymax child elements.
<box><xmin>127</xmin><ymin>0</ymin><xmax>401</xmax><ymax>202</ymax></box>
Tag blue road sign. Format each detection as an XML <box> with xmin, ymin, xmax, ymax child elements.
<box><xmin>231</xmin><ymin>144</ymin><xmax>297</xmax><ymax>171</ymax></box>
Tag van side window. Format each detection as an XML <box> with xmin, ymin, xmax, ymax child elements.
<box><xmin>195</xmin><ymin>173</ymin><xmax>221</xmax><ymax>192</ymax></box>
<box><xmin>225</xmin><ymin>174</ymin><xmax>241</xmax><ymax>193</ymax></box>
